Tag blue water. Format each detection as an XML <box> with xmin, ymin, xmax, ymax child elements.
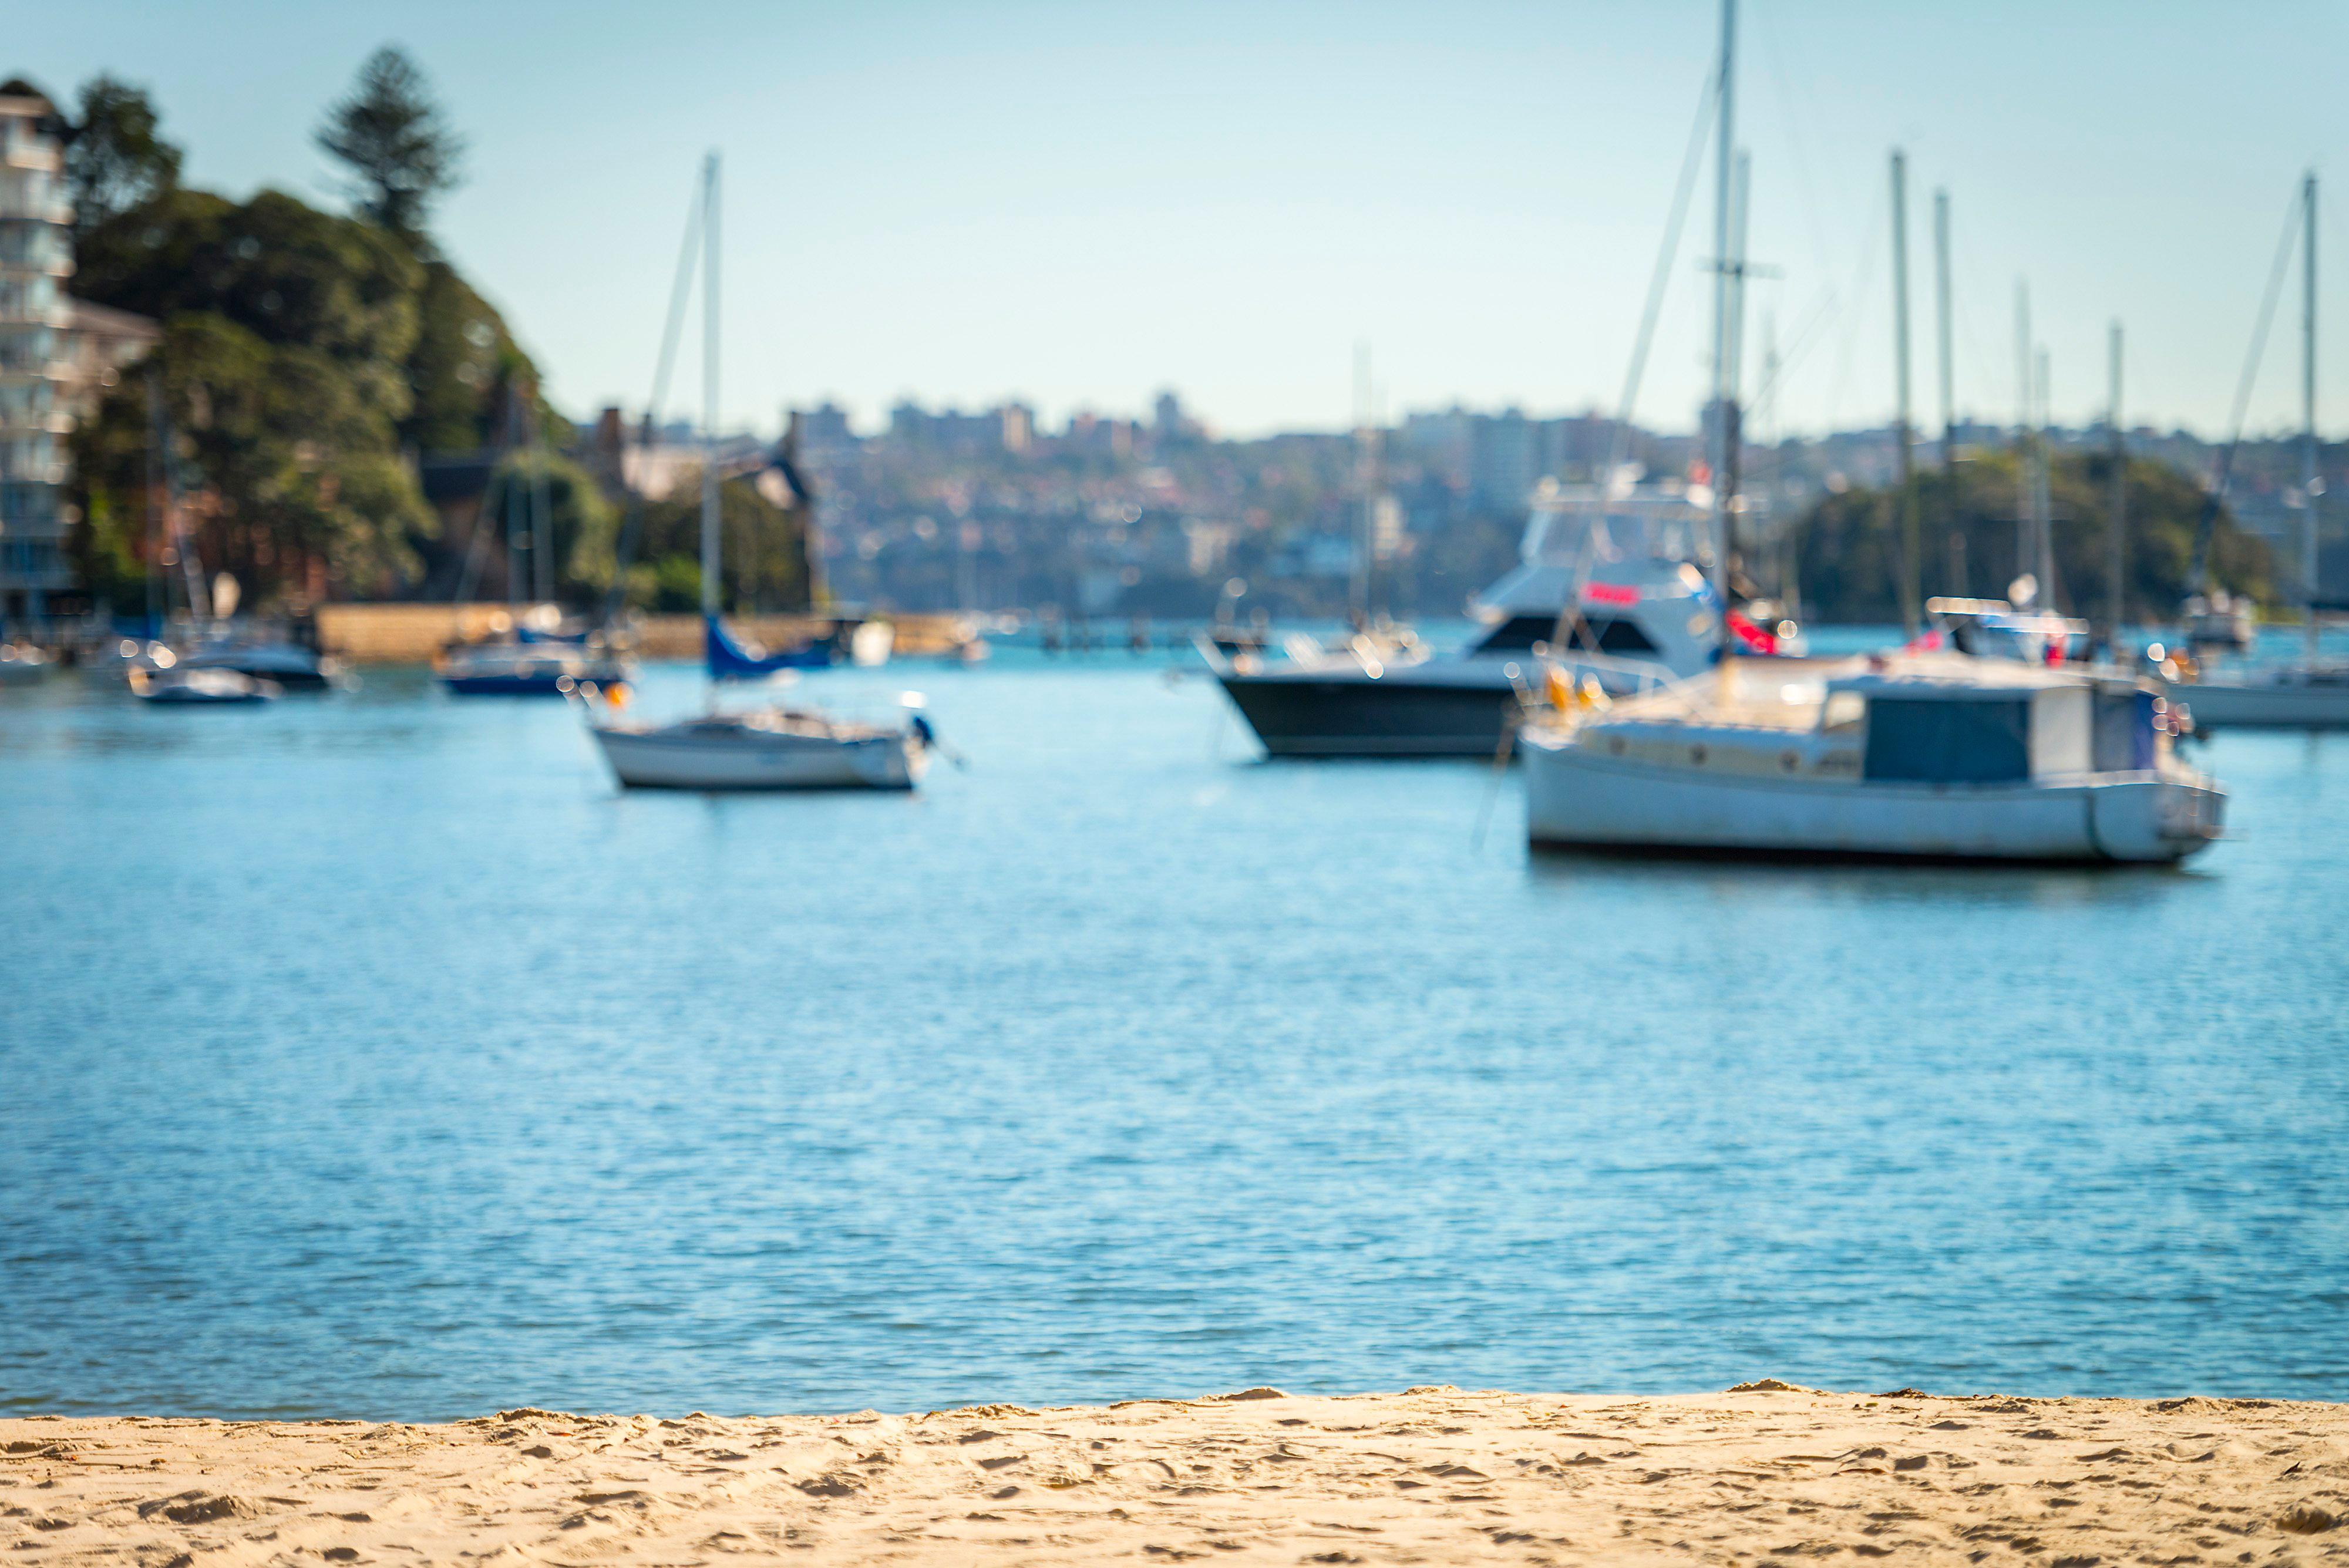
<box><xmin>3</xmin><ymin>643</ymin><xmax>2346</xmax><ymax>1421</ymax></box>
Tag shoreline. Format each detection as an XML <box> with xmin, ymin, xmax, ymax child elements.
<box><xmin>6</xmin><ymin>1384</ymin><xmax>2344</xmax><ymax>1562</ymax></box>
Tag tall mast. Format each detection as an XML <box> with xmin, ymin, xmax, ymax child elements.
<box><xmin>1890</xmin><ymin>149</ymin><xmax>1918</xmax><ymax>631</ymax></box>
<box><xmin>144</xmin><ymin>368</ymin><xmax>165</xmax><ymax>631</ymax></box>
<box><xmin>700</xmin><ymin>151</ymin><xmax>722</xmax><ymax>621</ymax></box>
<box><xmin>2106</xmin><ymin>322</ymin><xmax>2126</xmax><ymax>647</ymax></box>
<box><xmin>1722</xmin><ymin>149</ymin><xmax>1751</xmax><ymax>537</ymax></box>
<box><xmin>1351</xmin><ymin>341</ymin><xmax>1372</xmax><ymax>625</ymax></box>
<box><xmin>2034</xmin><ymin>348</ymin><xmax>2054</xmax><ymax>602</ymax></box>
<box><xmin>1934</xmin><ymin>188</ymin><xmax>1955</xmax><ymax>468</ymax></box>
<box><xmin>2303</xmin><ymin>170</ymin><xmax>2320</xmax><ymax>662</ymax></box>
<box><xmin>1708</xmin><ymin>0</ymin><xmax>1736</xmax><ymax>635</ymax></box>
<box><xmin>2014</xmin><ymin>281</ymin><xmax>2033</xmax><ymax>602</ymax></box>
<box><xmin>531</xmin><ymin>388</ymin><xmax>554</xmax><ymax>605</ymax></box>
<box><xmin>504</xmin><ymin>386</ymin><xmax>524</xmax><ymax>609</ymax></box>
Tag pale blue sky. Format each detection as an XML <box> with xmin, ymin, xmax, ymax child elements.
<box><xmin>18</xmin><ymin>2</ymin><xmax>2347</xmax><ymax>439</ymax></box>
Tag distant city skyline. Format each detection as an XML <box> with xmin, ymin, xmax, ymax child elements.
<box><xmin>19</xmin><ymin>1</ymin><xmax>2349</xmax><ymax>440</ymax></box>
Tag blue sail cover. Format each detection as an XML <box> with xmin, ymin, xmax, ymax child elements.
<box><xmin>705</xmin><ymin>614</ymin><xmax>834</xmax><ymax>680</ymax></box>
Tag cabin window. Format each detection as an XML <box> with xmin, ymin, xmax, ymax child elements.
<box><xmin>1478</xmin><ymin>613</ymin><xmax>1658</xmax><ymax>655</ymax></box>
<box><xmin>1476</xmin><ymin>614</ymin><xmax>1564</xmax><ymax>652</ymax></box>
<box><xmin>2091</xmin><ymin>688</ymin><xmax>2156</xmax><ymax>772</ymax></box>
<box><xmin>1820</xmin><ymin>691</ymin><xmax>1865</xmax><ymax>732</ymax></box>
<box><xmin>1475</xmin><ymin>610</ymin><xmax>1663</xmax><ymax>652</ymax></box>
<box><xmin>1862</xmin><ymin>696</ymin><xmax>2031</xmax><ymax>783</ymax></box>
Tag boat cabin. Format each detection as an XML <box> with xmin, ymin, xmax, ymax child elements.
<box><xmin>1828</xmin><ymin>665</ymin><xmax>2162</xmax><ymax>785</ymax></box>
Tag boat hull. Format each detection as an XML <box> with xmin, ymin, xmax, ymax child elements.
<box><xmin>1214</xmin><ymin>668</ymin><xmax>1521</xmax><ymax>758</ymax></box>
<box><xmin>2168</xmin><ymin>678</ymin><xmax>2349</xmax><ymax>729</ymax></box>
<box><xmin>1520</xmin><ymin>731</ymin><xmax>2223</xmax><ymax>864</ymax></box>
<box><xmin>591</xmin><ymin>724</ymin><xmax>924</xmax><ymax>790</ymax></box>
<box><xmin>180</xmin><ymin>648</ymin><xmax>339</xmax><ymax>689</ymax></box>
<box><xmin>442</xmin><ymin>657</ymin><xmax>634</xmax><ymax>690</ymax></box>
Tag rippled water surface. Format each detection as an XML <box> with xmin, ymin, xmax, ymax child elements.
<box><xmin>4</xmin><ymin>645</ymin><xmax>2346</xmax><ymax>1419</ymax></box>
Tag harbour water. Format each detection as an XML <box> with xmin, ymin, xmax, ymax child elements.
<box><xmin>4</xmin><ymin>645</ymin><xmax>2346</xmax><ymax>1419</ymax></box>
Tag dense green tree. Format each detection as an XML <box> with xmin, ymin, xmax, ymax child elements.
<box><xmin>601</xmin><ymin>476</ymin><xmax>812</xmax><ymax>615</ymax></box>
<box><xmin>63</xmin><ymin>75</ymin><xmax>181</xmax><ymax>240</ymax></box>
<box><xmin>1789</xmin><ymin>450</ymin><xmax>2274</xmax><ymax>625</ymax></box>
<box><xmin>73</xmin><ymin>314</ymin><xmax>437</xmax><ymax>606</ymax></box>
<box><xmin>314</xmin><ymin>46</ymin><xmax>465</xmax><ymax>238</ymax></box>
<box><xmin>404</xmin><ymin>260</ymin><xmax>533</xmax><ymax>454</ymax></box>
<box><xmin>75</xmin><ymin>186</ymin><xmax>423</xmax><ymax>419</ymax></box>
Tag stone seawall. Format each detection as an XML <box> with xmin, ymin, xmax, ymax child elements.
<box><xmin>314</xmin><ymin>604</ymin><xmax>977</xmax><ymax>664</ymax></box>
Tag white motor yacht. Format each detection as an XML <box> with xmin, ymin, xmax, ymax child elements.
<box><xmin>1203</xmin><ymin>484</ymin><xmax>1792</xmax><ymax>758</ymax></box>
<box><xmin>2166</xmin><ymin>655</ymin><xmax>2349</xmax><ymax>729</ymax></box>
<box><xmin>1924</xmin><ymin>598</ymin><xmax>2088</xmax><ymax>665</ymax></box>
<box><xmin>2182</xmin><ymin>591</ymin><xmax>2257</xmax><ymax>655</ymax></box>
<box><xmin>1521</xmin><ymin>653</ymin><xmax>2223</xmax><ymax>864</ymax></box>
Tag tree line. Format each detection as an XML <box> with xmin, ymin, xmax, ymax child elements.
<box><xmin>1784</xmin><ymin>448</ymin><xmax>2275</xmax><ymax>626</ymax></box>
<box><xmin>60</xmin><ymin>52</ymin><xmax>806</xmax><ymax>618</ymax></box>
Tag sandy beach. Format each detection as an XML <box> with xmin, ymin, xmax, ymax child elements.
<box><xmin>5</xmin><ymin>1384</ymin><xmax>2344</xmax><ymax>1563</ymax></box>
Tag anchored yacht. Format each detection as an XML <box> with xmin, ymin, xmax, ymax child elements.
<box><xmin>1522</xmin><ymin>653</ymin><xmax>2223</xmax><ymax>864</ymax></box>
<box><xmin>1203</xmin><ymin>484</ymin><xmax>1789</xmax><ymax>758</ymax></box>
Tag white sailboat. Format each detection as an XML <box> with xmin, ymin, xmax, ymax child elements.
<box><xmin>2170</xmin><ymin>173</ymin><xmax>2349</xmax><ymax>728</ymax></box>
<box><xmin>578</xmin><ymin>153</ymin><xmax>932</xmax><ymax>792</ymax></box>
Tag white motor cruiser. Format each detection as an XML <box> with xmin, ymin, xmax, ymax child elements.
<box><xmin>1203</xmin><ymin>484</ymin><xmax>1791</xmax><ymax>758</ymax></box>
<box><xmin>1521</xmin><ymin>653</ymin><xmax>2223</xmax><ymax>864</ymax></box>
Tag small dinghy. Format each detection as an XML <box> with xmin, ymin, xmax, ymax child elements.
<box><xmin>131</xmin><ymin>666</ymin><xmax>281</xmax><ymax>705</ymax></box>
<box><xmin>438</xmin><ymin>639</ymin><xmax>634</xmax><ymax>696</ymax></box>
<box><xmin>179</xmin><ymin>638</ymin><xmax>346</xmax><ymax>691</ymax></box>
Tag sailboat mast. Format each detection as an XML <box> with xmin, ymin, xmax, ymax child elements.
<box><xmin>1891</xmin><ymin>149</ymin><xmax>1918</xmax><ymax>632</ymax></box>
<box><xmin>2014</xmin><ymin>282</ymin><xmax>2033</xmax><ymax>600</ymax></box>
<box><xmin>2106</xmin><ymin>322</ymin><xmax>2126</xmax><ymax>647</ymax></box>
<box><xmin>531</xmin><ymin>388</ymin><xmax>554</xmax><ymax>605</ymax></box>
<box><xmin>1708</xmin><ymin>0</ymin><xmax>1736</xmax><ymax>632</ymax></box>
<box><xmin>2034</xmin><ymin>349</ymin><xmax>2054</xmax><ymax>603</ymax></box>
<box><xmin>144</xmin><ymin>368</ymin><xmax>166</xmax><ymax>631</ymax></box>
<box><xmin>701</xmin><ymin>151</ymin><xmax>722</xmax><ymax>622</ymax></box>
<box><xmin>504</xmin><ymin>386</ymin><xmax>524</xmax><ymax>609</ymax></box>
<box><xmin>2303</xmin><ymin>170</ymin><xmax>2320</xmax><ymax>662</ymax></box>
<box><xmin>1934</xmin><ymin>189</ymin><xmax>1955</xmax><ymax>469</ymax></box>
<box><xmin>1723</xmin><ymin>149</ymin><xmax>1750</xmax><ymax>529</ymax></box>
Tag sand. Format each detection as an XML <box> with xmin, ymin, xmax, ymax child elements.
<box><xmin>5</xmin><ymin>1384</ymin><xmax>2345</xmax><ymax>1563</ymax></box>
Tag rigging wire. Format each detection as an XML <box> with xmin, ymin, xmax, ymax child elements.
<box><xmin>1543</xmin><ymin>66</ymin><xmax>1717</xmax><ymax>655</ymax></box>
<box><xmin>1598</xmin><ymin>68</ymin><xmax>1720</xmax><ymax>475</ymax></box>
<box><xmin>600</xmin><ymin>175</ymin><xmax>709</xmax><ymax>625</ymax></box>
<box><xmin>1817</xmin><ymin>196</ymin><xmax>1888</xmax><ymax>433</ymax></box>
<box><xmin>2191</xmin><ymin>181</ymin><xmax>2306</xmax><ymax>588</ymax></box>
